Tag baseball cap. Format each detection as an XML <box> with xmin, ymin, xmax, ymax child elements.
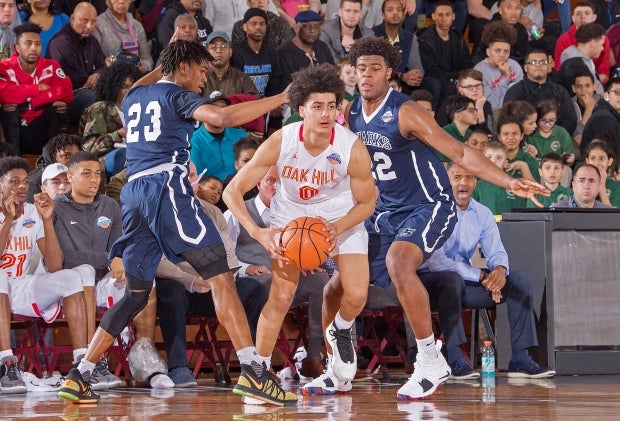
<box><xmin>295</xmin><ymin>10</ymin><xmax>322</xmax><ymax>23</ymax></box>
<box><xmin>42</xmin><ymin>163</ymin><xmax>69</xmax><ymax>184</ymax></box>
<box><xmin>207</xmin><ymin>90</ymin><xmax>231</xmax><ymax>105</ymax></box>
<box><xmin>244</xmin><ymin>8</ymin><xmax>267</xmax><ymax>23</ymax></box>
<box><xmin>206</xmin><ymin>31</ymin><xmax>231</xmax><ymax>44</ymax></box>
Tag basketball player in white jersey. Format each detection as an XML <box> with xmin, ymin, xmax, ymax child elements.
<box><xmin>0</xmin><ymin>157</ymin><xmax>92</xmax><ymax>394</ymax></box>
<box><xmin>224</xmin><ymin>63</ymin><xmax>376</xmax><ymax>402</ymax></box>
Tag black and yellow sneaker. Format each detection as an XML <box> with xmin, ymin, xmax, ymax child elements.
<box><xmin>58</xmin><ymin>368</ymin><xmax>100</xmax><ymax>404</ymax></box>
<box><xmin>233</xmin><ymin>362</ymin><xmax>297</xmax><ymax>406</ymax></box>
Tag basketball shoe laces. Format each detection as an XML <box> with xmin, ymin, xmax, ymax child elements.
<box><xmin>330</xmin><ymin>326</ymin><xmax>355</xmax><ymax>363</ymax></box>
<box><xmin>260</xmin><ymin>369</ymin><xmax>288</xmax><ymax>400</ymax></box>
<box><xmin>5</xmin><ymin>362</ymin><xmax>21</xmax><ymax>380</ymax></box>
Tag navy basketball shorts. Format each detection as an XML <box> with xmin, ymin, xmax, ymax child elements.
<box><xmin>111</xmin><ymin>166</ymin><xmax>226</xmax><ymax>282</ymax></box>
<box><xmin>367</xmin><ymin>201</ymin><xmax>457</xmax><ymax>288</ymax></box>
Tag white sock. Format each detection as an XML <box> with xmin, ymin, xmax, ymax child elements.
<box><xmin>259</xmin><ymin>354</ymin><xmax>272</xmax><ymax>371</ymax></box>
<box><xmin>73</xmin><ymin>348</ymin><xmax>87</xmax><ymax>364</ymax></box>
<box><xmin>0</xmin><ymin>349</ymin><xmax>14</xmax><ymax>361</ymax></box>
<box><xmin>236</xmin><ymin>346</ymin><xmax>261</xmax><ymax>366</ymax></box>
<box><xmin>334</xmin><ymin>311</ymin><xmax>353</xmax><ymax>330</ymax></box>
<box><xmin>150</xmin><ymin>373</ymin><xmax>175</xmax><ymax>389</ymax></box>
<box><xmin>416</xmin><ymin>334</ymin><xmax>438</xmax><ymax>360</ymax></box>
<box><xmin>77</xmin><ymin>359</ymin><xmax>96</xmax><ymax>379</ymax></box>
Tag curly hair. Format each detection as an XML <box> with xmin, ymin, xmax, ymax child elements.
<box><xmin>95</xmin><ymin>61</ymin><xmax>143</xmax><ymax>103</ymax></box>
<box><xmin>481</xmin><ymin>20</ymin><xmax>517</xmax><ymax>46</ymax></box>
<box><xmin>159</xmin><ymin>40</ymin><xmax>213</xmax><ymax>76</ymax></box>
<box><xmin>45</xmin><ymin>134</ymin><xmax>83</xmax><ymax>158</ymax></box>
<box><xmin>288</xmin><ymin>63</ymin><xmax>344</xmax><ymax>111</ymax></box>
<box><xmin>348</xmin><ymin>37</ymin><xmax>402</xmax><ymax>71</ymax></box>
<box><xmin>0</xmin><ymin>157</ymin><xmax>30</xmax><ymax>178</ymax></box>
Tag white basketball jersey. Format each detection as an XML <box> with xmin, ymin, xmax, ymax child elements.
<box><xmin>275</xmin><ymin>121</ymin><xmax>356</xmax><ymax>207</ymax></box>
<box><xmin>0</xmin><ymin>204</ymin><xmax>44</xmax><ymax>279</ymax></box>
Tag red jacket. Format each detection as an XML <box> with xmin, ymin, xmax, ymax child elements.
<box><xmin>554</xmin><ymin>24</ymin><xmax>611</xmax><ymax>79</ymax></box>
<box><xmin>0</xmin><ymin>53</ymin><xmax>73</xmax><ymax>124</ymax></box>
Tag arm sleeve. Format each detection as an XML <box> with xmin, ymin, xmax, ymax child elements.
<box><xmin>477</xmin><ymin>209</ymin><xmax>510</xmax><ymax>273</ymax></box>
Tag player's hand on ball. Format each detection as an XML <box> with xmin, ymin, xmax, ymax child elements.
<box><xmin>316</xmin><ymin>216</ymin><xmax>336</xmax><ymax>253</ymax></box>
<box><xmin>254</xmin><ymin>227</ymin><xmax>288</xmax><ymax>262</ymax></box>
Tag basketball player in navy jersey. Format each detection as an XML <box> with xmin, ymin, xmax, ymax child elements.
<box><xmin>224</xmin><ymin>64</ymin><xmax>375</xmax><ymax>401</ymax></box>
<box><xmin>58</xmin><ymin>40</ymin><xmax>290</xmax><ymax>405</ymax></box>
<box><xmin>343</xmin><ymin>37</ymin><xmax>549</xmax><ymax>401</ymax></box>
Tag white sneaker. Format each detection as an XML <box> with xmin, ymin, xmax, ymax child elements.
<box><xmin>397</xmin><ymin>340</ymin><xmax>451</xmax><ymax>401</ymax></box>
<box><xmin>325</xmin><ymin>322</ymin><xmax>356</xmax><ymax>381</ymax></box>
<box><xmin>301</xmin><ymin>365</ymin><xmax>352</xmax><ymax>396</ymax></box>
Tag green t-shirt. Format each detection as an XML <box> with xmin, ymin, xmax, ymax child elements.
<box><xmin>606</xmin><ymin>179</ymin><xmax>620</xmax><ymax>207</ymax></box>
<box><xmin>473</xmin><ymin>179</ymin><xmax>527</xmax><ymax>215</ymax></box>
<box><xmin>525</xmin><ymin>125</ymin><xmax>574</xmax><ymax>158</ymax></box>
<box><xmin>439</xmin><ymin>123</ymin><xmax>471</xmax><ymax>162</ymax></box>
<box><xmin>508</xmin><ymin>149</ymin><xmax>541</xmax><ymax>182</ymax></box>
<box><xmin>527</xmin><ymin>184</ymin><xmax>573</xmax><ymax>208</ymax></box>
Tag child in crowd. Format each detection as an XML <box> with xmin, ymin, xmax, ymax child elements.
<box><xmin>500</xmin><ymin>100</ymin><xmax>538</xmax><ymax>138</ymax></box>
<box><xmin>473</xmin><ymin>118</ymin><xmax>538</xmax><ymax>214</ymax></box>
<box><xmin>473</xmin><ymin>141</ymin><xmax>526</xmax><ymax>214</ymax></box>
<box><xmin>496</xmin><ymin>116</ymin><xmax>539</xmax><ymax>181</ymax></box>
<box><xmin>338</xmin><ymin>57</ymin><xmax>359</xmax><ymax>103</ymax></box>
<box><xmin>196</xmin><ymin>176</ymin><xmax>224</xmax><ymax>206</ymax></box>
<box><xmin>527</xmin><ymin>153</ymin><xmax>573</xmax><ymax>207</ymax></box>
<box><xmin>336</xmin><ymin>58</ymin><xmax>358</xmax><ymax>125</ymax></box>
<box><xmin>465</xmin><ymin>128</ymin><xmax>491</xmax><ymax>151</ymax></box>
<box><xmin>410</xmin><ymin>90</ymin><xmax>435</xmax><ymax>117</ymax></box>
<box><xmin>524</xmin><ymin>100</ymin><xmax>575</xmax><ymax>185</ymax></box>
<box><xmin>525</xmin><ymin>100</ymin><xmax>575</xmax><ymax>162</ymax></box>
<box><xmin>584</xmin><ymin>140</ymin><xmax>620</xmax><ymax>207</ymax></box>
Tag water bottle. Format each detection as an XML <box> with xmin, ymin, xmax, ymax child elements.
<box><xmin>481</xmin><ymin>340</ymin><xmax>496</xmax><ymax>403</ymax></box>
<box><xmin>529</xmin><ymin>24</ymin><xmax>542</xmax><ymax>40</ymax></box>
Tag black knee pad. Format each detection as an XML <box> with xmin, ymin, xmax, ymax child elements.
<box><xmin>182</xmin><ymin>243</ymin><xmax>229</xmax><ymax>280</ymax></box>
<box><xmin>99</xmin><ymin>275</ymin><xmax>152</xmax><ymax>337</ymax></box>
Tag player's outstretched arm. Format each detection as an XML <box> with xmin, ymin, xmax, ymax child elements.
<box><xmin>399</xmin><ymin>102</ymin><xmax>550</xmax><ymax>198</ymax></box>
<box><xmin>222</xmin><ymin>131</ymin><xmax>286</xmax><ymax>258</ymax></box>
<box><xmin>193</xmin><ymin>90</ymin><xmax>288</xmax><ymax>130</ymax></box>
<box><xmin>330</xmin><ymin>139</ymin><xmax>376</xmax><ymax>237</ymax></box>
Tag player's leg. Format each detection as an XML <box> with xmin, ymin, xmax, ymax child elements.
<box><xmin>231</xmin><ymin>260</ymin><xmax>299</xmax><ymax>405</ymax></box>
<box><xmin>0</xmin><ymin>272</ymin><xmax>26</xmax><ymax>394</ymax></box>
<box><xmin>303</xmin><ymin>253</ymin><xmax>368</xmax><ymax>396</ymax></box>
<box><xmin>388</xmin><ymin>241</ymin><xmax>451</xmax><ymax>400</ymax></box>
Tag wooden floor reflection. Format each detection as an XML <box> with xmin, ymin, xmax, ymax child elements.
<box><xmin>2</xmin><ymin>371</ymin><xmax>620</xmax><ymax>420</ymax></box>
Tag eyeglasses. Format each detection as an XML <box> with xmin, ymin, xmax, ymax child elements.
<box><xmin>538</xmin><ymin>118</ymin><xmax>557</xmax><ymax>125</ymax></box>
<box><xmin>208</xmin><ymin>44</ymin><xmax>229</xmax><ymax>51</ymax></box>
<box><xmin>459</xmin><ymin>83</ymin><xmax>483</xmax><ymax>90</ymax></box>
<box><xmin>608</xmin><ymin>89</ymin><xmax>620</xmax><ymax>95</ymax></box>
<box><xmin>526</xmin><ymin>59</ymin><xmax>549</xmax><ymax>66</ymax></box>
<box><xmin>459</xmin><ymin>107</ymin><xmax>478</xmax><ymax>114</ymax></box>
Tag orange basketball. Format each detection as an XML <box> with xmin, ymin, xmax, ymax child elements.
<box><xmin>280</xmin><ymin>216</ymin><xmax>331</xmax><ymax>270</ymax></box>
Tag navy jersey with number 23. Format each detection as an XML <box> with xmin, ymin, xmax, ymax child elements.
<box><xmin>122</xmin><ymin>80</ymin><xmax>209</xmax><ymax>178</ymax></box>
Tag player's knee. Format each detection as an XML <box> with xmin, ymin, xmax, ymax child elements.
<box><xmin>182</xmin><ymin>244</ymin><xmax>229</xmax><ymax>280</ymax></box>
<box><xmin>73</xmin><ymin>264</ymin><xmax>96</xmax><ymax>288</ymax></box>
<box><xmin>62</xmin><ymin>269</ymin><xmax>86</xmax><ymax>297</ymax></box>
<box><xmin>345</xmin><ymin>286</ymin><xmax>367</xmax><ymax>309</ymax></box>
<box><xmin>271</xmin><ymin>287</ymin><xmax>296</xmax><ymax>310</ymax></box>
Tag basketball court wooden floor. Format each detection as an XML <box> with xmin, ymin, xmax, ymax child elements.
<box><xmin>2</xmin><ymin>370</ymin><xmax>620</xmax><ymax>420</ymax></box>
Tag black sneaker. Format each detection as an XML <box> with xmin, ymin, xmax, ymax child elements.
<box><xmin>58</xmin><ymin>368</ymin><xmax>100</xmax><ymax>404</ymax></box>
<box><xmin>233</xmin><ymin>361</ymin><xmax>297</xmax><ymax>406</ymax></box>
<box><xmin>449</xmin><ymin>357</ymin><xmax>480</xmax><ymax>380</ymax></box>
<box><xmin>0</xmin><ymin>356</ymin><xmax>27</xmax><ymax>394</ymax></box>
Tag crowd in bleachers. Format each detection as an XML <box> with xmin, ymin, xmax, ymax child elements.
<box><xmin>1</xmin><ymin>0</ymin><xmax>619</xmax><ymax>395</ymax></box>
